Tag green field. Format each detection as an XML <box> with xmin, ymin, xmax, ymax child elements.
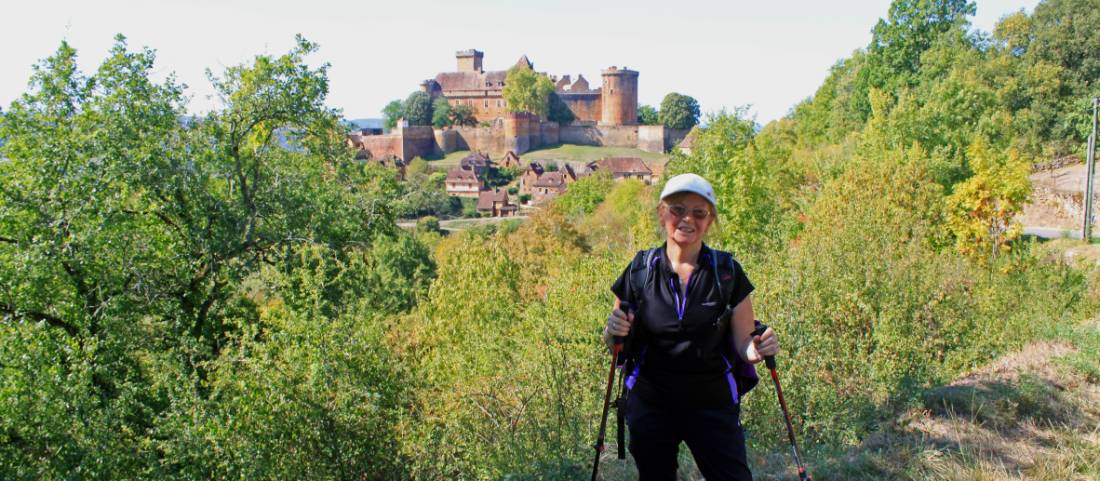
<box><xmin>424</xmin><ymin>145</ymin><xmax>668</xmax><ymax>170</ymax></box>
<box><xmin>520</xmin><ymin>144</ymin><xmax>668</xmax><ymax>164</ymax></box>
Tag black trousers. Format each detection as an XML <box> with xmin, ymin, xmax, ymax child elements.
<box><xmin>625</xmin><ymin>394</ymin><xmax>752</xmax><ymax>481</ymax></box>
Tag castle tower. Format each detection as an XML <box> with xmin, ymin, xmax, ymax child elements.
<box><xmin>600</xmin><ymin>66</ymin><xmax>638</xmax><ymax>125</ymax></box>
<box><xmin>457</xmin><ymin>49</ymin><xmax>484</xmax><ymax>72</ymax></box>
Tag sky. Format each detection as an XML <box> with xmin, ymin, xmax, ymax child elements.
<box><xmin>0</xmin><ymin>0</ymin><xmax>1040</xmax><ymax>125</ymax></box>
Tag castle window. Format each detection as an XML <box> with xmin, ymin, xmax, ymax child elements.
<box><xmin>484</xmin><ymin>100</ymin><xmax>488</xmax><ymax>108</ymax></box>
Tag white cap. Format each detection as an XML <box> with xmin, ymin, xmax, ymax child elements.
<box><xmin>659</xmin><ymin>173</ymin><xmax>717</xmax><ymax>208</ymax></box>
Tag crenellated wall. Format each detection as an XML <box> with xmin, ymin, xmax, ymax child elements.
<box><xmin>356</xmin><ymin>120</ymin><xmax>685</xmax><ymax>161</ymax></box>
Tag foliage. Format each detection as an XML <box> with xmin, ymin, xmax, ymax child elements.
<box><xmin>0</xmin><ymin>35</ymin><xmax>421</xmax><ymax>479</ymax></box>
<box><xmin>547</xmin><ymin>93</ymin><xmax>576</xmax><ymax>124</ymax></box>
<box><xmin>502</xmin><ymin>65</ymin><xmax>555</xmax><ymax>117</ymax></box>
<box><xmin>431</xmin><ymin>96</ymin><xmax>452</xmax><ymax>128</ymax></box>
<box><xmin>449</xmin><ymin>103</ymin><xmax>477</xmax><ymax>127</ymax></box>
<box><xmin>945</xmin><ymin>136</ymin><xmax>1032</xmax><ymax>264</ymax></box>
<box><xmin>637</xmin><ymin>104</ymin><xmax>659</xmax><ymax>125</ymax></box>
<box><xmin>382</xmin><ymin>99</ymin><xmax>404</xmax><ymax>131</ymax></box>
<box><xmin>666</xmin><ymin>109</ymin><xmax>785</xmax><ymax>261</ymax></box>
<box><xmin>6</xmin><ymin>1</ymin><xmax>1100</xmax><ymax>478</ymax></box>
<box><xmin>416</xmin><ymin>215</ymin><xmax>442</xmax><ymax>234</ymax></box>
<box><xmin>551</xmin><ymin>170</ymin><xmax>614</xmax><ymax>219</ymax></box>
<box><xmin>395</xmin><ymin>171</ymin><xmax>457</xmax><ymax>219</ymax></box>
<box><xmin>403</xmin><ymin>91</ymin><xmax>432</xmax><ymax>126</ymax></box>
<box><xmin>658</xmin><ymin>92</ymin><xmax>701</xmax><ymax>130</ymax></box>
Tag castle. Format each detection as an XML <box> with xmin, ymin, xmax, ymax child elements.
<box><xmin>348</xmin><ymin>50</ymin><xmax>688</xmax><ymax>162</ymax></box>
<box><xmin>421</xmin><ymin>50</ymin><xmax>638</xmax><ymax>126</ymax></box>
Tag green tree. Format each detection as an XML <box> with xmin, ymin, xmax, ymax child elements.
<box><xmin>945</xmin><ymin>136</ymin><xmax>1032</xmax><ymax>264</ymax></box>
<box><xmin>431</xmin><ymin>96</ymin><xmax>452</xmax><ymax>128</ymax></box>
<box><xmin>382</xmin><ymin>99</ymin><xmax>403</xmax><ymax>130</ymax></box>
<box><xmin>638</xmin><ymin>104</ymin><xmax>659</xmax><ymax>125</ymax></box>
<box><xmin>403</xmin><ymin>91</ymin><xmax>432</xmax><ymax>126</ymax></box>
<box><xmin>0</xmin><ymin>35</ymin><xmax>413</xmax><ymax>478</ymax></box>
<box><xmin>659</xmin><ymin>92</ymin><xmax>701</xmax><ymax>130</ymax></box>
<box><xmin>449</xmin><ymin>103</ymin><xmax>477</xmax><ymax>126</ymax></box>
<box><xmin>666</xmin><ymin>109</ymin><xmax>782</xmax><ymax>260</ymax></box>
<box><xmin>502</xmin><ymin>65</ymin><xmax>555</xmax><ymax>117</ymax></box>
<box><xmin>868</xmin><ymin>0</ymin><xmax>976</xmax><ymax>86</ymax></box>
<box><xmin>547</xmin><ymin>93</ymin><xmax>576</xmax><ymax>124</ymax></box>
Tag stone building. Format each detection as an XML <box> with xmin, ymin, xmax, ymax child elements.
<box><xmin>589</xmin><ymin>157</ymin><xmax>655</xmax><ymax>185</ymax></box>
<box><xmin>420</xmin><ymin>50</ymin><xmax>638</xmax><ymax>126</ymax></box>
<box><xmin>445</xmin><ymin>168</ymin><xmax>484</xmax><ymax>197</ymax></box>
<box><xmin>350</xmin><ymin>49</ymin><xmax>691</xmax><ymax>163</ymax></box>
<box><xmin>476</xmin><ymin>189</ymin><xmax>518</xmax><ymax>217</ymax></box>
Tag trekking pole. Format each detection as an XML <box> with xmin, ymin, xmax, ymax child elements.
<box><xmin>753</xmin><ymin>324</ymin><xmax>813</xmax><ymax>481</ymax></box>
<box><xmin>591</xmin><ymin>301</ymin><xmax>633</xmax><ymax>481</ymax></box>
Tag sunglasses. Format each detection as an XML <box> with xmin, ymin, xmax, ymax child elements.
<box><xmin>666</xmin><ymin>204</ymin><xmax>711</xmax><ymax>220</ymax></box>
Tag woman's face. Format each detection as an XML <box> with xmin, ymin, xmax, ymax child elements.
<box><xmin>660</xmin><ymin>193</ymin><xmax>714</xmax><ymax>247</ymax></box>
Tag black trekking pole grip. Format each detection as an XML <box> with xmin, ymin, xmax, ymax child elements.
<box><xmin>752</xmin><ymin>323</ymin><xmax>776</xmax><ymax>369</ymax></box>
<box><xmin>614</xmin><ymin>301</ymin><xmax>636</xmax><ymax>346</ymax></box>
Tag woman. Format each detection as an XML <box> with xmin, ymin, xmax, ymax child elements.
<box><xmin>603</xmin><ymin>173</ymin><xmax>779</xmax><ymax>481</ymax></box>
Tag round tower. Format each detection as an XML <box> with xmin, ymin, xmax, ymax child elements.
<box><xmin>600</xmin><ymin>66</ymin><xmax>639</xmax><ymax>126</ymax></box>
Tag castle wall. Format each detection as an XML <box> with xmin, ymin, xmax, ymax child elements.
<box><xmin>559</xmin><ymin>92</ymin><xmax>602</xmax><ymax>123</ymax></box>
<box><xmin>559</xmin><ymin>123</ymin><xmax>601</xmax><ymax>146</ymax></box>
<box><xmin>662</xmin><ymin>128</ymin><xmax>691</xmax><ymax>152</ymax></box>
<box><xmin>435</xmin><ymin>129</ymin><xmax>457</xmax><ymax>154</ymax></box>
<box><xmin>451</xmin><ymin>125</ymin><xmax>502</xmax><ymax>154</ymax></box>
<box><xmin>598</xmin><ymin>125</ymin><xmax>640</xmax><ymax>147</ymax></box>
<box><xmin>638</xmin><ymin>125</ymin><xmax>665</xmax><ymax>153</ymax></box>
<box><xmin>358</xmin><ymin>135</ymin><xmax>402</xmax><ymax>161</ymax></box>
<box><xmin>540</xmin><ymin>121</ymin><xmax>560</xmax><ymax>146</ymax></box>
<box><xmin>400</xmin><ymin>126</ymin><xmax>438</xmax><ymax>160</ymax></box>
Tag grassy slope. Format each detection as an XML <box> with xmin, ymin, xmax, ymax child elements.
<box><xmin>750</xmin><ymin>319</ymin><xmax>1100</xmax><ymax>481</ymax></box>
<box><xmin>519</xmin><ymin>144</ymin><xmax>668</xmax><ymax>164</ymax></box>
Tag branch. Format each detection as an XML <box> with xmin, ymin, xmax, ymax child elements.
<box><xmin>0</xmin><ymin>303</ymin><xmax>79</xmax><ymax>337</ymax></box>
<box><xmin>0</xmin><ymin>236</ymin><xmax>16</xmax><ymax>244</ymax></box>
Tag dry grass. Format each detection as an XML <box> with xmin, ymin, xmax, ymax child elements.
<box><xmin>752</xmin><ymin>322</ymin><xmax>1100</xmax><ymax>481</ymax></box>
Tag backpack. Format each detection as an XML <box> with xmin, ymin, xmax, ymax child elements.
<box><xmin>619</xmin><ymin>246</ymin><xmax>753</xmax><ymax>382</ymax></box>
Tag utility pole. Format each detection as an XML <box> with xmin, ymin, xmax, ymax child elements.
<box><xmin>1085</xmin><ymin>98</ymin><xmax>1098</xmax><ymax>241</ymax></box>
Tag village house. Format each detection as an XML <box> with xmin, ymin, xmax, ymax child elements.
<box><xmin>519</xmin><ymin>161</ymin><xmax>545</xmax><ymax>196</ymax></box>
<box><xmin>499</xmin><ymin>151</ymin><xmax>521</xmax><ymax>169</ymax></box>
<box><xmin>445</xmin><ymin>167</ymin><xmax>484</xmax><ymax>197</ymax></box>
<box><xmin>588</xmin><ymin>157</ymin><xmax>655</xmax><ymax>184</ymax></box>
<box><xmin>531</xmin><ymin>171</ymin><xmax>568</xmax><ymax>202</ymax></box>
<box><xmin>460</xmin><ymin>151</ymin><xmax>494</xmax><ymax>176</ymax></box>
<box><xmin>476</xmin><ymin>189</ymin><xmax>519</xmax><ymax>217</ymax></box>
<box><xmin>678</xmin><ymin>128</ymin><xmax>699</xmax><ymax>156</ymax></box>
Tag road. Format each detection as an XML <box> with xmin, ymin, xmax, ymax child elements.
<box><xmin>1023</xmin><ymin>226</ymin><xmax>1100</xmax><ymax>241</ymax></box>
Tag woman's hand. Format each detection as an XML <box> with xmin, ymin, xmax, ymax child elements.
<box><xmin>746</xmin><ymin>326</ymin><xmax>779</xmax><ymax>364</ymax></box>
<box><xmin>603</xmin><ymin>307</ymin><xmax>634</xmax><ymax>347</ymax></box>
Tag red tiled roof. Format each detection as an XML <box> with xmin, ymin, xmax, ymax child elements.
<box><xmin>533</xmin><ymin>171</ymin><xmax>566</xmax><ymax>189</ymax></box>
<box><xmin>434</xmin><ymin>70</ymin><xmax>507</xmax><ymax>92</ymax></box>
<box><xmin>515</xmin><ymin>55</ymin><xmax>533</xmax><ymax>70</ymax></box>
<box><xmin>476</xmin><ymin>189</ymin><xmax>509</xmax><ymax>210</ymax></box>
<box><xmin>446</xmin><ymin>168</ymin><xmax>480</xmax><ymax>183</ymax></box>
<box><xmin>570</xmin><ymin>75</ymin><xmax>590</xmax><ymax>92</ymax></box>
<box><xmin>461</xmin><ymin>151</ymin><xmax>493</xmax><ymax>169</ymax></box>
<box><xmin>593</xmin><ymin>157</ymin><xmax>652</xmax><ymax>175</ymax></box>
<box><xmin>526</xmin><ymin>161</ymin><xmax>544</xmax><ymax>176</ymax></box>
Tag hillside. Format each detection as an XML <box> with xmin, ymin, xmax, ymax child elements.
<box><xmin>750</xmin><ymin>320</ymin><xmax>1100</xmax><ymax>481</ymax></box>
